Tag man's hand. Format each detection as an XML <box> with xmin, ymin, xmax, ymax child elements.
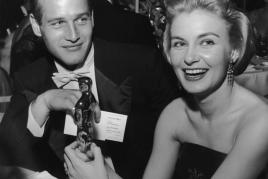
<box><xmin>31</xmin><ymin>89</ymin><xmax>82</xmax><ymax>127</ymax></box>
<box><xmin>91</xmin><ymin>102</ymin><xmax>101</xmax><ymax>123</ymax></box>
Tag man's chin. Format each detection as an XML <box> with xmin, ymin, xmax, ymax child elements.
<box><xmin>56</xmin><ymin>58</ymin><xmax>84</xmax><ymax>70</ymax></box>
<box><xmin>65</xmin><ymin>63</ymin><xmax>80</xmax><ymax>70</ymax></box>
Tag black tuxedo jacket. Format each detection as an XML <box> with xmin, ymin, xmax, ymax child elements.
<box><xmin>0</xmin><ymin>38</ymin><xmax>180</xmax><ymax>179</ymax></box>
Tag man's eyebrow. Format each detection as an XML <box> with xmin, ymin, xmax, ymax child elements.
<box><xmin>74</xmin><ymin>12</ymin><xmax>91</xmax><ymax>19</ymax></box>
<box><xmin>198</xmin><ymin>32</ymin><xmax>220</xmax><ymax>38</ymax></box>
<box><xmin>46</xmin><ymin>12</ymin><xmax>91</xmax><ymax>23</ymax></box>
<box><xmin>47</xmin><ymin>17</ymin><xmax>65</xmax><ymax>23</ymax></box>
<box><xmin>77</xmin><ymin>12</ymin><xmax>91</xmax><ymax>17</ymax></box>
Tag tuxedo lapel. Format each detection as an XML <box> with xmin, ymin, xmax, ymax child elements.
<box><xmin>95</xmin><ymin>68</ymin><xmax>131</xmax><ymax>115</ymax></box>
<box><xmin>93</xmin><ymin>38</ymin><xmax>132</xmax><ymax>115</ymax></box>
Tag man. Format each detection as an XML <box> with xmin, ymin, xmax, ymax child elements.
<box><xmin>0</xmin><ymin>0</ymin><xmax>180</xmax><ymax>178</ymax></box>
<box><xmin>10</xmin><ymin>0</ymin><xmax>156</xmax><ymax>76</ymax></box>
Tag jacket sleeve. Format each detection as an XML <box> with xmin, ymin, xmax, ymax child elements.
<box><xmin>0</xmin><ymin>74</ymin><xmax>47</xmax><ymax>171</ymax></box>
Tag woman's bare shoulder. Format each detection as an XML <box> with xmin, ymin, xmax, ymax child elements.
<box><xmin>160</xmin><ymin>98</ymin><xmax>187</xmax><ymax>120</ymax></box>
<box><xmin>236</xmin><ymin>86</ymin><xmax>268</xmax><ymax>118</ymax></box>
<box><xmin>157</xmin><ymin>98</ymin><xmax>189</xmax><ymax>136</ymax></box>
<box><xmin>238</xmin><ymin>93</ymin><xmax>268</xmax><ymax>138</ymax></box>
<box><xmin>244</xmin><ymin>103</ymin><xmax>268</xmax><ymax>126</ymax></box>
<box><xmin>239</xmin><ymin>87</ymin><xmax>268</xmax><ymax>118</ymax></box>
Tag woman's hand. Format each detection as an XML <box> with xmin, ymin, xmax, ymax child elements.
<box><xmin>64</xmin><ymin>141</ymin><xmax>108</xmax><ymax>179</ymax></box>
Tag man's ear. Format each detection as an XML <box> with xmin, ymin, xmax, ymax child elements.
<box><xmin>29</xmin><ymin>14</ymin><xmax>42</xmax><ymax>37</ymax></box>
<box><xmin>91</xmin><ymin>10</ymin><xmax>94</xmax><ymax>27</ymax></box>
<box><xmin>231</xmin><ymin>49</ymin><xmax>239</xmax><ymax>63</ymax></box>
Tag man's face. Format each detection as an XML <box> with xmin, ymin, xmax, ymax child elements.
<box><xmin>34</xmin><ymin>0</ymin><xmax>93</xmax><ymax>68</ymax></box>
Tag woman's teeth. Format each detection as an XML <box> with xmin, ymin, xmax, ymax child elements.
<box><xmin>184</xmin><ymin>69</ymin><xmax>208</xmax><ymax>75</ymax></box>
<box><xmin>183</xmin><ymin>68</ymin><xmax>208</xmax><ymax>81</ymax></box>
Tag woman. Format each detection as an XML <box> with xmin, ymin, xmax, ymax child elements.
<box><xmin>64</xmin><ymin>0</ymin><xmax>268</xmax><ymax>178</ymax></box>
<box><xmin>144</xmin><ymin>0</ymin><xmax>268</xmax><ymax>178</ymax></box>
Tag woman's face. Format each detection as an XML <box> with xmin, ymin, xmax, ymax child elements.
<box><xmin>169</xmin><ymin>9</ymin><xmax>232</xmax><ymax>95</ymax></box>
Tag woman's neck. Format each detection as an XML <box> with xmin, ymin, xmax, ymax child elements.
<box><xmin>194</xmin><ymin>80</ymin><xmax>236</xmax><ymax>121</ymax></box>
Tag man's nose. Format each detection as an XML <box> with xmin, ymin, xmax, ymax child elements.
<box><xmin>65</xmin><ymin>23</ymin><xmax>80</xmax><ymax>42</ymax></box>
<box><xmin>184</xmin><ymin>47</ymin><xmax>199</xmax><ymax>65</ymax></box>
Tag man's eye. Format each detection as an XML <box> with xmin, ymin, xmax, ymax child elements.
<box><xmin>201</xmin><ymin>39</ymin><xmax>215</xmax><ymax>46</ymax></box>
<box><xmin>76</xmin><ymin>17</ymin><xmax>89</xmax><ymax>24</ymax></box>
<box><xmin>51</xmin><ymin>21</ymin><xmax>65</xmax><ymax>27</ymax></box>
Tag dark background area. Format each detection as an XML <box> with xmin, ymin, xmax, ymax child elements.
<box><xmin>233</xmin><ymin>0</ymin><xmax>265</xmax><ymax>11</ymax></box>
<box><xmin>0</xmin><ymin>0</ymin><xmax>24</xmax><ymax>37</ymax></box>
<box><xmin>0</xmin><ymin>0</ymin><xmax>266</xmax><ymax>38</ymax></box>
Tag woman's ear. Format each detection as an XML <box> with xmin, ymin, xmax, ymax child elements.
<box><xmin>29</xmin><ymin>14</ymin><xmax>42</xmax><ymax>37</ymax></box>
<box><xmin>163</xmin><ymin>26</ymin><xmax>172</xmax><ymax>64</ymax></box>
<box><xmin>231</xmin><ymin>50</ymin><xmax>239</xmax><ymax>63</ymax></box>
<box><xmin>162</xmin><ymin>42</ymin><xmax>172</xmax><ymax>64</ymax></box>
<box><xmin>166</xmin><ymin>53</ymin><xmax>172</xmax><ymax>64</ymax></box>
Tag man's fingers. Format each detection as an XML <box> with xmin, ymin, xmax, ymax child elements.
<box><xmin>44</xmin><ymin>89</ymin><xmax>81</xmax><ymax>112</ymax></box>
<box><xmin>93</xmin><ymin>103</ymin><xmax>101</xmax><ymax>123</ymax></box>
<box><xmin>69</xmin><ymin>90</ymin><xmax>82</xmax><ymax>102</ymax></box>
<box><xmin>65</xmin><ymin>90</ymin><xmax>81</xmax><ymax>112</ymax></box>
<box><xmin>69</xmin><ymin>89</ymin><xmax>82</xmax><ymax>99</ymax></box>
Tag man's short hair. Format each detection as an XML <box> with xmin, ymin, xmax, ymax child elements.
<box><xmin>28</xmin><ymin>0</ymin><xmax>93</xmax><ymax>24</ymax></box>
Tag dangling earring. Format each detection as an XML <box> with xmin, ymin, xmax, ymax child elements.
<box><xmin>227</xmin><ymin>60</ymin><xmax>234</xmax><ymax>86</ymax></box>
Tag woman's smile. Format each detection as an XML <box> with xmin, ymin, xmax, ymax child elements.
<box><xmin>183</xmin><ymin>68</ymin><xmax>209</xmax><ymax>81</ymax></box>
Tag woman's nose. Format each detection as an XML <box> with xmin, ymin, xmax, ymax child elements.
<box><xmin>184</xmin><ymin>47</ymin><xmax>199</xmax><ymax>65</ymax></box>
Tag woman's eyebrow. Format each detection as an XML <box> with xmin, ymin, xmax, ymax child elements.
<box><xmin>171</xmin><ymin>36</ymin><xmax>185</xmax><ymax>41</ymax></box>
<box><xmin>198</xmin><ymin>32</ymin><xmax>220</xmax><ymax>39</ymax></box>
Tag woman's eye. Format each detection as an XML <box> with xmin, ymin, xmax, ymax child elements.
<box><xmin>201</xmin><ymin>39</ymin><xmax>215</xmax><ymax>46</ymax></box>
<box><xmin>172</xmin><ymin>41</ymin><xmax>186</xmax><ymax>48</ymax></box>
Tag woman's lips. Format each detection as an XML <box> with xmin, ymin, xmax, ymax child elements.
<box><xmin>183</xmin><ymin>68</ymin><xmax>208</xmax><ymax>81</ymax></box>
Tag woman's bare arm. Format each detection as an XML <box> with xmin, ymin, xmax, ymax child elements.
<box><xmin>212</xmin><ymin>107</ymin><xmax>268</xmax><ymax>179</ymax></box>
<box><xmin>143</xmin><ymin>100</ymin><xmax>184</xmax><ymax>179</ymax></box>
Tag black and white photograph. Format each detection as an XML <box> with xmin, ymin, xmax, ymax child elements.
<box><xmin>0</xmin><ymin>0</ymin><xmax>268</xmax><ymax>178</ymax></box>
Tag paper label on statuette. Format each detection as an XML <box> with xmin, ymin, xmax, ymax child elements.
<box><xmin>64</xmin><ymin>111</ymin><xmax>127</xmax><ymax>142</ymax></box>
